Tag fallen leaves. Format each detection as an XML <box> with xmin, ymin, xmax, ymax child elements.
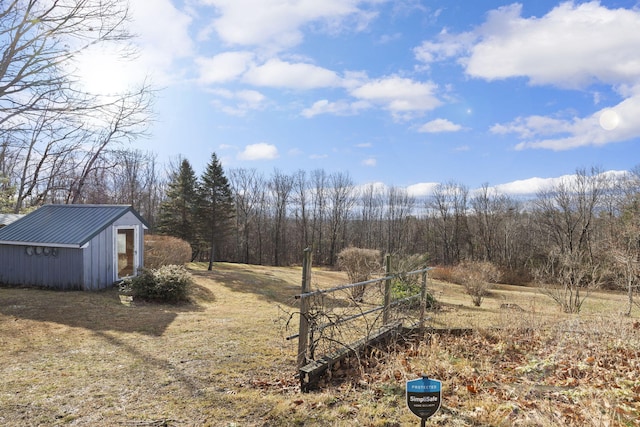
<box><xmin>300</xmin><ymin>323</ymin><xmax>640</xmax><ymax>426</ymax></box>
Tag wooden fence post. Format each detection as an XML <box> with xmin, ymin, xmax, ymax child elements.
<box><xmin>420</xmin><ymin>265</ymin><xmax>428</xmax><ymax>328</ymax></box>
<box><xmin>383</xmin><ymin>254</ymin><xmax>391</xmax><ymax>325</ymax></box>
<box><xmin>297</xmin><ymin>248</ymin><xmax>312</xmax><ymax>369</ymax></box>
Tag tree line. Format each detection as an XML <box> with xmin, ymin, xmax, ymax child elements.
<box><xmin>1</xmin><ymin>1</ymin><xmax>639</xmax><ymax>309</ymax></box>
<box><xmin>155</xmin><ymin>160</ymin><xmax>640</xmax><ymax>299</ymax></box>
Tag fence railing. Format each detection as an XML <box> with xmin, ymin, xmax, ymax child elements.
<box><xmin>291</xmin><ymin>249</ymin><xmax>431</xmax><ymax>390</ymax></box>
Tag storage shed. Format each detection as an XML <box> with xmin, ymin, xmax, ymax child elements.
<box><xmin>0</xmin><ymin>204</ymin><xmax>148</xmax><ymax>290</ymax></box>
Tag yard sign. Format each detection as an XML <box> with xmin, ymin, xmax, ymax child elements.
<box><xmin>406</xmin><ymin>376</ymin><xmax>441</xmax><ymax>424</ymax></box>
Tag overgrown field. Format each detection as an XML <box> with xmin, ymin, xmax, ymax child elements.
<box><xmin>1</xmin><ymin>262</ymin><xmax>639</xmax><ymax>426</ymax></box>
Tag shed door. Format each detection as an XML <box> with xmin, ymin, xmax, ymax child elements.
<box><xmin>116</xmin><ymin>227</ymin><xmax>137</xmax><ymax>279</ymax></box>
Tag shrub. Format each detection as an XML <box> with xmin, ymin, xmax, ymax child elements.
<box><xmin>429</xmin><ymin>266</ymin><xmax>454</xmax><ymax>283</ymax></box>
<box><xmin>337</xmin><ymin>247</ymin><xmax>382</xmax><ymax>301</ymax></box>
<box><xmin>144</xmin><ymin>235</ymin><xmax>192</xmax><ymax>268</ymax></box>
<box><xmin>390</xmin><ymin>279</ymin><xmax>438</xmax><ymax>309</ymax></box>
<box><xmin>121</xmin><ymin>264</ymin><xmax>193</xmax><ymax>303</ymax></box>
<box><xmin>533</xmin><ymin>251</ymin><xmax>600</xmax><ymax>314</ymax></box>
<box><xmin>391</xmin><ymin>253</ymin><xmax>429</xmax><ymax>287</ymax></box>
<box><xmin>452</xmin><ymin>261</ymin><xmax>501</xmax><ymax>307</ymax></box>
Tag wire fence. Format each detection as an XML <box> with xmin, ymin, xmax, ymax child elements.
<box><xmin>288</xmin><ymin>249</ymin><xmax>432</xmax><ymax>390</ymax></box>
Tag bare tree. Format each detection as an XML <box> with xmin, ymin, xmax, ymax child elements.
<box><xmin>8</xmin><ymin>108</ymin><xmax>82</xmax><ymax>211</ymax></box>
<box><xmin>229</xmin><ymin>168</ymin><xmax>265</xmax><ymax>264</ymax></box>
<box><xmin>430</xmin><ymin>182</ymin><xmax>469</xmax><ymax>264</ymax></box>
<box><xmin>66</xmin><ymin>89</ymin><xmax>152</xmax><ymax>204</ymax></box>
<box><xmin>291</xmin><ymin>169</ymin><xmax>311</xmax><ymax>253</ymax></box>
<box><xmin>535</xmin><ymin>167</ymin><xmax>607</xmax><ymax>259</ymax></box>
<box><xmin>310</xmin><ymin>169</ymin><xmax>329</xmax><ymax>263</ymax></box>
<box><xmin>530</xmin><ymin>168</ymin><xmax>610</xmax><ymax>307</ymax></box>
<box><xmin>0</xmin><ymin>0</ymin><xmax>132</xmax><ymax>120</ymax></box>
<box><xmin>470</xmin><ymin>183</ymin><xmax>521</xmax><ymax>267</ymax></box>
<box><xmin>356</xmin><ymin>183</ymin><xmax>384</xmax><ymax>249</ymax></box>
<box><xmin>0</xmin><ymin>0</ymin><xmax>153</xmax><ymax>211</ymax></box>
<box><xmin>608</xmin><ymin>168</ymin><xmax>640</xmax><ymax>315</ymax></box>
<box><xmin>269</xmin><ymin>169</ymin><xmax>294</xmax><ymax>266</ymax></box>
<box><xmin>385</xmin><ymin>185</ymin><xmax>414</xmax><ymax>255</ymax></box>
<box><xmin>327</xmin><ymin>172</ymin><xmax>355</xmax><ymax>266</ymax></box>
<box><xmin>535</xmin><ymin>249</ymin><xmax>602</xmax><ymax>313</ymax></box>
<box><xmin>111</xmin><ymin>149</ymin><xmax>163</xmax><ymax>227</ymax></box>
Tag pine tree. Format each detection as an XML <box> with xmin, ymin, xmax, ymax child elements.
<box><xmin>196</xmin><ymin>153</ymin><xmax>235</xmax><ymax>270</ymax></box>
<box><xmin>157</xmin><ymin>159</ymin><xmax>198</xmax><ymax>255</ymax></box>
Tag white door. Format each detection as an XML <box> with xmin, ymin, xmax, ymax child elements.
<box><xmin>116</xmin><ymin>227</ymin><xmax>137</xmax><ymax>280</ymax></box>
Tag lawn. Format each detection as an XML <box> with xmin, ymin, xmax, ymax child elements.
<box><xmin>0</xmin><ymin>262</ymin><xmax>639</xmax><ymax>426</ymax></box>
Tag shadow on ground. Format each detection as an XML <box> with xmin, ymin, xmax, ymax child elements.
<box><xmin>191</xmin><ymin>264</ymin><xmax>348</xmax><ymax>309</ymax></box>
<box><xmin>191</xmin><ymin>266</ymin><xmax>299</xmax><ymax>307</ymax></box>
<box><xmin>0</xmin><ymin>285</ymin><xmax>211</xmax><ymax>336</ymax></box>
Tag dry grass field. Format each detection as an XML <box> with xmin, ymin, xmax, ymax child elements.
<box><xmin>1</xmin><ymin>262</ymin><xmax>639</xmax><ymax>426</ymax></box>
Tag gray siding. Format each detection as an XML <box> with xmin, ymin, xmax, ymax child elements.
<box><xmin>0</xmin><ymin>245</ymin><xmax>83</xmax><ymax>290</ymax></box>
<box><xmin>81</xmin><ymin>216</ymin><xmax>145</xmax><ymax>290</ymax></box>
<box><xmin>82</xmin><ymin>227</ymin><xmax>114</xmax><ymax>290</ymax></box>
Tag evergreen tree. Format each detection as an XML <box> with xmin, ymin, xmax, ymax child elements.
<box><xmin>196</xmin><ymin>152</ymin><xmax>235</xmax><ymax>270</ymax></box>
<box><xmin>157</xmin><ymin>159</ymin><xmax>198</xmax><ymax>255</ymax></box>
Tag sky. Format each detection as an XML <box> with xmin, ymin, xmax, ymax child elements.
<box><xmin>78</xmin><ymin>0</ymin><xmax>640</xmax><ymax>197</ymax></box>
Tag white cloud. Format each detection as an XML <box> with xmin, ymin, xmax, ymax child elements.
<box><xmin>199</xmin><ymin>0</ymin><xmax>379</xmax><ymax>51</ymax></box>
<box><xmin>419</xmin><ymin>118</ymin><xmax>462</xmax><ymax>133</ymax></box>
<box><xmin>416</xmin><ymin>2</ymin><xmax>640</xmax><ymax>89</ymax></box>
<box><xmin>490</xmin><ymin>115</ymin><xmax>575</xmax><ymax>139</ymax></box>
<box><xmin>355</xmin><ymin>181</ymin><xmax>387</xmax><ymax>196</ymax></box>
<box><xmin>350</xmin><ymin>76</ymin><xmax>441</xmax><ymax>119</ymax></box>
<box><xmin>243</xmin><ymin>59</ymin><xmax>342</xmax><ymax>89</ymax></box>
<box><xmin>235</xmin><ymin>89</ymin><xmax>266</xmax><ymax>104</ymax></box>
<box><xmin>237</xmin><ymin>143</ymin><xmax>279</xmax><ymax>160</ymax></box>
<box><xmin>395</xmin><ymin>171</ymin><xmax>630</xmax><ymax>198</ymax></box>
<box><xmin>301</xmin><ymin>99</ymin><xmax>370</xmax><ymax>117</ymax></box>
<box><xmin>414</xmin><ymin>29</ymin><xmax>474</xmax><ymax>66</ymax></box>
<box><xmin>310</xmin><ymin>153</ymin><xmax>329</xmax><ymax>160</ymax></box>
<box><xmin>377</xmin><ymin>32</ymin><xmax>402</xmax><ymax>44</ymax></box>
<box><xmin>412</xmin><ymin>2</ymin><xmax>640</xmax><ymax>151</ymax></box>
<box><xmin>494</xmin><ymin>94</ymin><xmax>640</xmax><ymax>151</ymax></box>
<box><xmin>406</xmin><ymin>182</ymin><xmax>439</xmax><ymax>197</ymax></box>
<box><xmin>210</xmin><ymin>89</ymin><xmax>266</xmax><ymax>116</ymax></box>
<box><xmin>490</xmin><ymin>170</ymin><xmax>628</xmax><ymax>196</ymax></box>
<box><xmin>492</xmin><ymin>176</ymin><xmax>560</xmax><ymax>196</ymax></box>
<box><xmin>196</xmin><ymin>51</ymin><xmax>255</xmax><ymax>84</ymax></box>
<box><xmin>362</xmin><ymin>157</ymin><xmax>377</xmax><ymax>167</ymax></box>
<box><xmin>466</xmin><ymin>2</ymin><xmax>640</xmax><ymax>88</ymax></box>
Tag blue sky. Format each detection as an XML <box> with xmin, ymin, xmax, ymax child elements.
<box><xmin>79</xmin><ymin>0</ymin><xmax>640</xmax><ymax>196</ymax></box>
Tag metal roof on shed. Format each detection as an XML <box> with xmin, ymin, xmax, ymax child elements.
<box><xmin>0</xmin><ymin>205</ymin><xmax>148</xmax><ymax>248</ymax></box>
